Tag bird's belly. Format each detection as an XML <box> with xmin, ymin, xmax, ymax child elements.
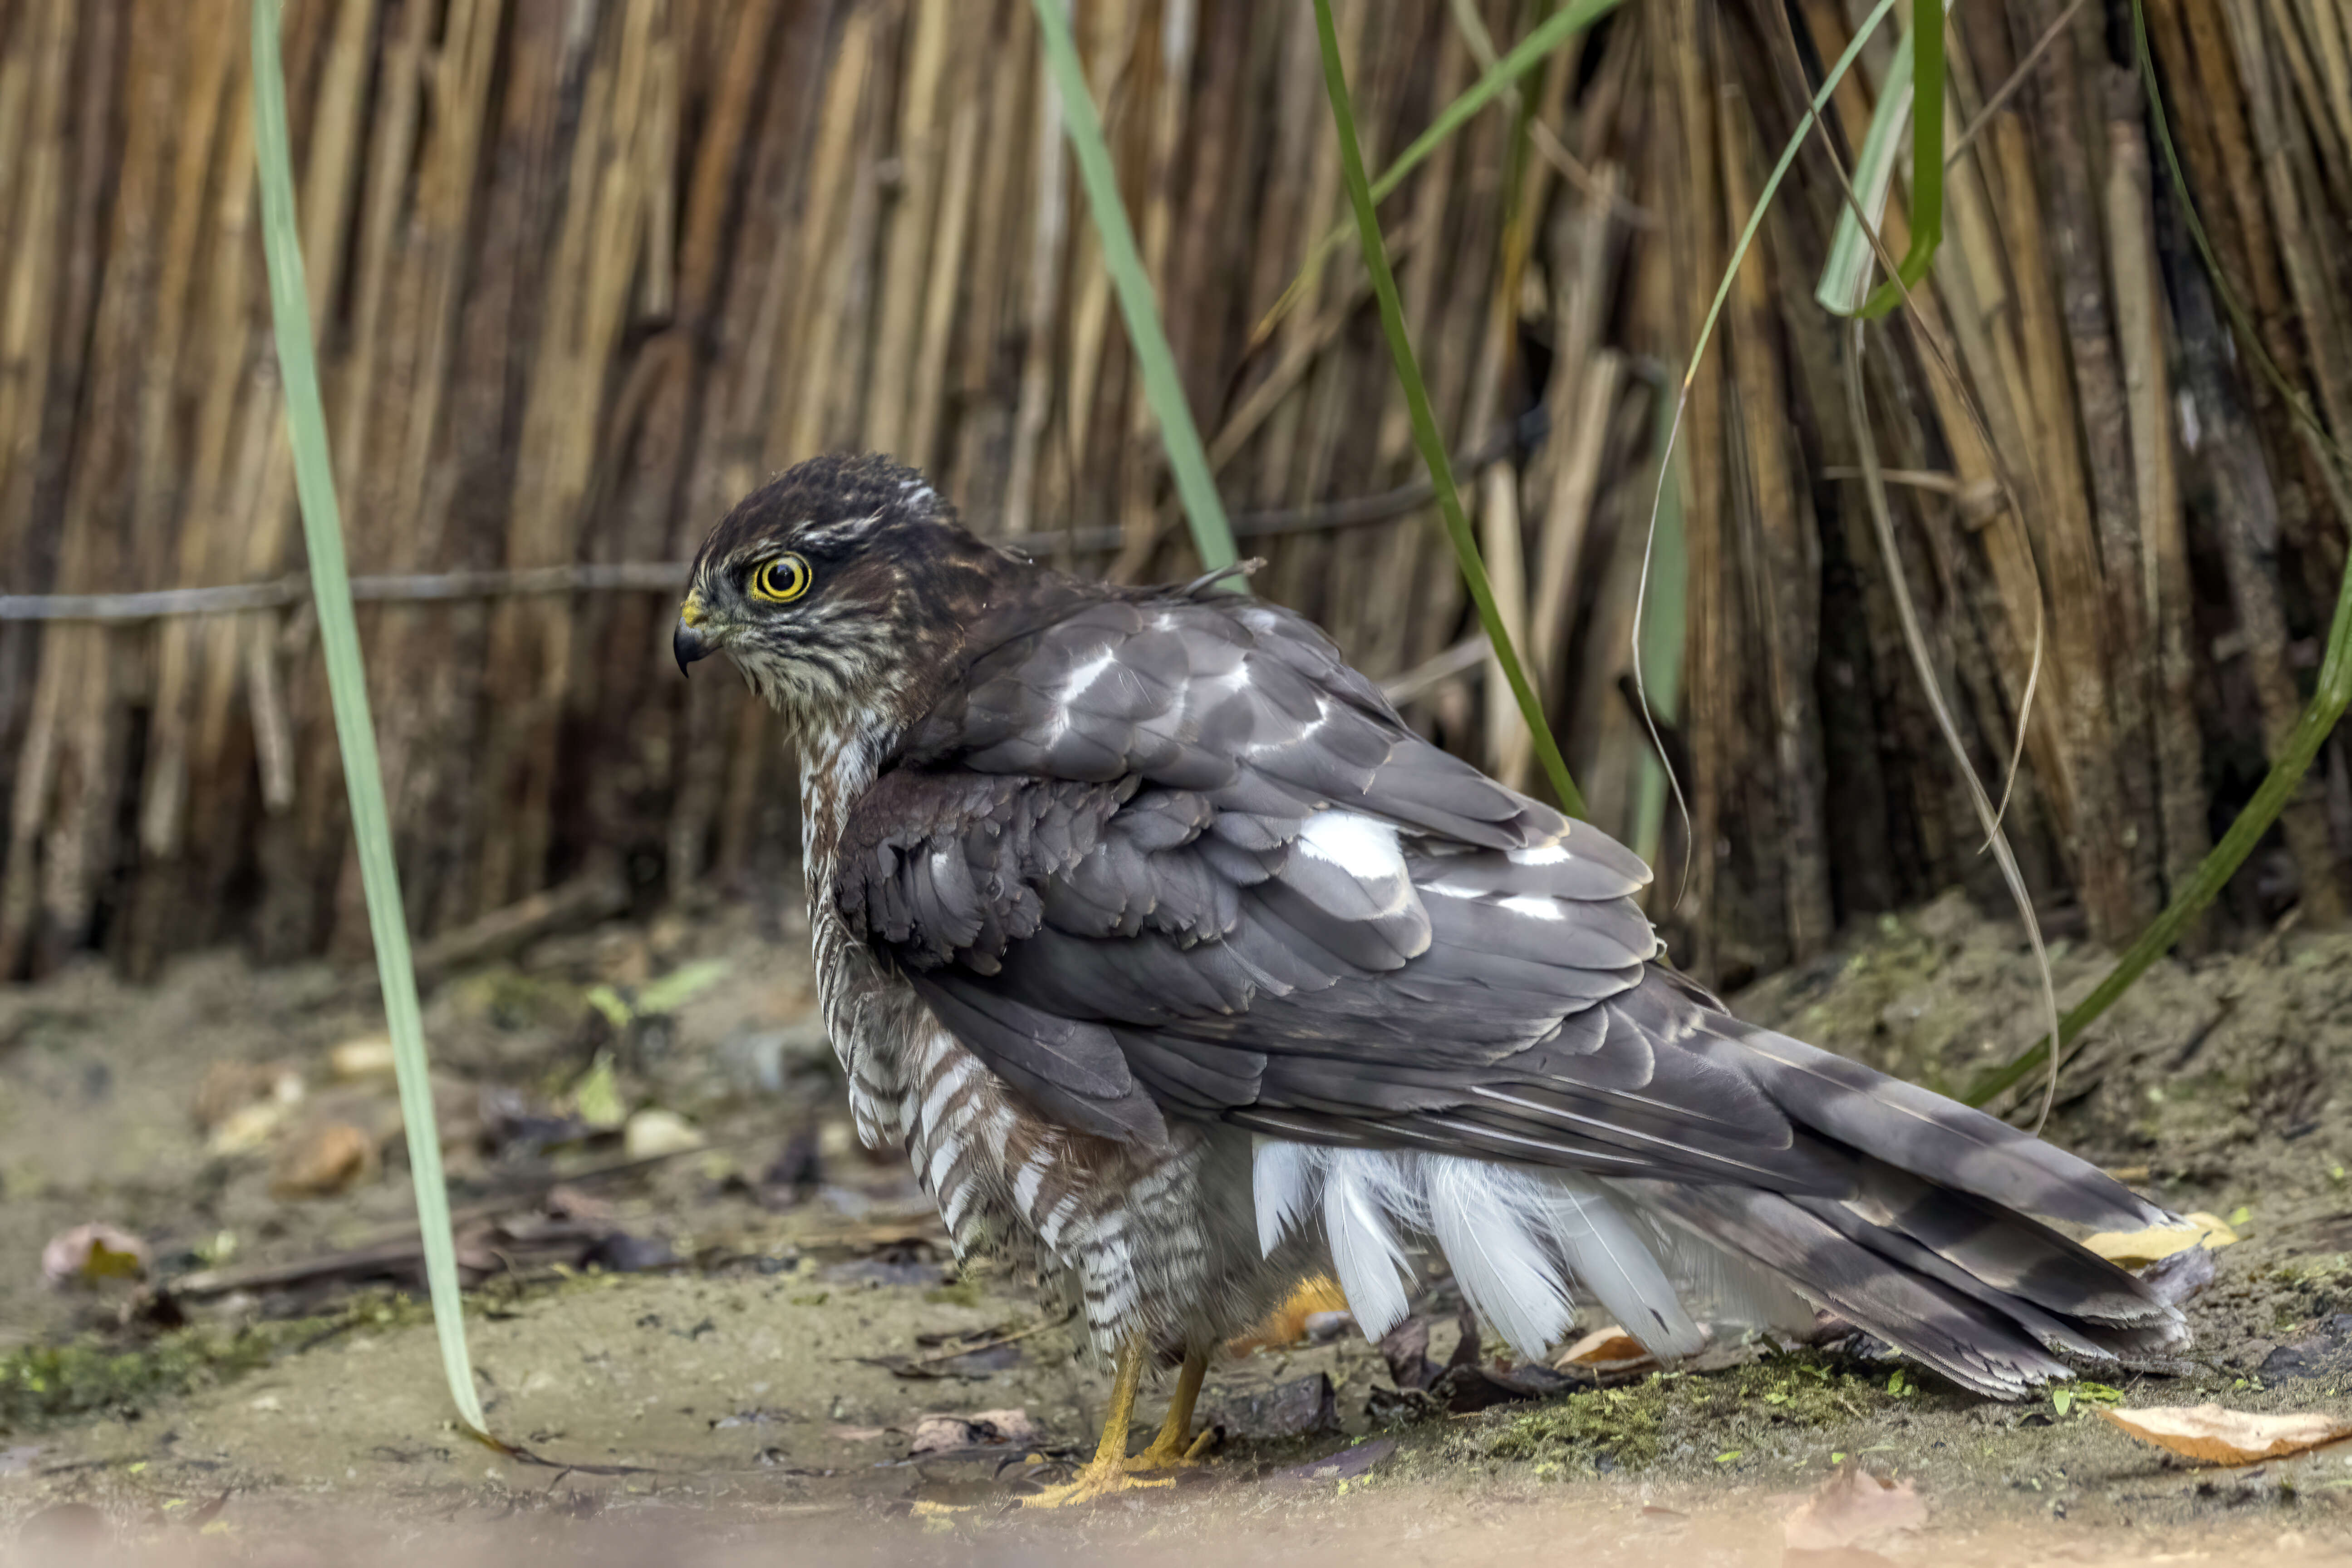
<box><xmin>810</xmin><ymin>903</ymin><xmax>1308</xmax><ymax>1352</ymax></box>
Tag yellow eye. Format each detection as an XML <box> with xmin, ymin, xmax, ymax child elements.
<box><xmin>750</xmin><ymin>553</ymin><xmax>811</xmax><ymax>604</ymax></box>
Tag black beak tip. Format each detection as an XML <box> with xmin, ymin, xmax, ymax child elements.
<box><xmin>673</xmin><ymin>622</ymin><xmax>711</xmax><ymax>678</ymax></box>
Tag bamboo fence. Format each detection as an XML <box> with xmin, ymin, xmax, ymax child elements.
<box><xmin>0</xmin><ymin>0</ymin><xmax>2346</xmax><ymax>993</ymax></box>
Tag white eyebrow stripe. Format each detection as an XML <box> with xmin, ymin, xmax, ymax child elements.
<box><xmin>788</xmin><ymin>509</ymin><xmax>887</xmax><ymax>551</ymax></box>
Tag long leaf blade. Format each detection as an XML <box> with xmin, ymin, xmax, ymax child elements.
<box><xmin>250</xmin><ymin>0</ymin><xmax>486</xmax><ymax>1437</ymax></box>
<box><xmin>1859</xmin><ymin>0</ymin><xmax>1945</xmax><ymax>318</ymax></box>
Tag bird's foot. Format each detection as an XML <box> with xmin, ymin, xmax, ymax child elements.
<box><xmin>1016</xmin><ymin>1338</ymin><xmax>1214</xmax><ymax>1507</ymax></box>
<box><xmin>1017</xmin><ymin>1452</ymin><xmax>1179</xmax><ymax>1509</ymax></box>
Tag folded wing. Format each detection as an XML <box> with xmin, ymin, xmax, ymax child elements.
<box><xmin>834</xmin><ymin>587</ymin><xmax>2183</xmax><ymax>1390</ymax></box>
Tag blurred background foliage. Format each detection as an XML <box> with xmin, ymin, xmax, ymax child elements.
<box><xmin>0</xmin><ymin>0</ymin><xmax>2348</xmax><ymax>997</ymax></box>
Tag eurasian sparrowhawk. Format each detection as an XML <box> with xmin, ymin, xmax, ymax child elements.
<box><xmin>673</xmin><ymin>454</ymin><xmax>2185</xmax><ymax>1504</ymax></box>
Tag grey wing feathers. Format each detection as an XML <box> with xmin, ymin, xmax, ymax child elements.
<box><xmin>836</xmin><ymin>586</ymin><xmax>2184</xmax><ymax>1392</ymax></box>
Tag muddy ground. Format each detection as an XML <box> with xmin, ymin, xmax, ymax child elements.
<box><xmin>5</xmin><ymin>889</ymin><xmax>2352</xmax><ymax>1564</ymax></box>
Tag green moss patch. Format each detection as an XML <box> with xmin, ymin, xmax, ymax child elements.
<box><xmin>0</xmin><ymin>1293</ymin><xmax>432</xmax><ymax>1432</ymax></box>
<box><xmin>1475</xmin><ymin>1354</ymin><xmax>1908</xmax><ymax>1476</ymax></box>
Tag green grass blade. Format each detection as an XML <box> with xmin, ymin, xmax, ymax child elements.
<box><xmin>1708</xmin><ymin>0</ymin><xmax>1904</xmax><ymax>383</ymax></box>
<box><xmin>1312</xmin><ymin>0</ymin><xmax>1585</xmax><ymax>821</ymax></box>
<box><xmin>1859</xmin><ymin>0</ymin><xmax>1944</xmax><ymax>319</ymax></box>
<box><xmin>251</xmin><ymin>0</ymin><xmax>486</xmax><ymax>1438</ymax></box>
<box><xmin>1961</xmin><ymin>0</ymin><xmax>2352</xmax><ymax>1108</ymax></box>
<box><xmin>1815</xmin><ymin>5</ymin><xmax>1915</xmax><ymax>316</ymax></box>
<box><xmin>1031</xmin><ymin>0</ymin><xmax>1236</xmax><ymax>578</ymax></box>
<box><xmin>1256</xmin><ymin>0</ymin><xmax>1627</xmax><ymax>345</ymax></box>
<box><xmin>1630</xmin><ymin>376</ymin><xmax>1688</xmax><ymax>868</ymax></box>
<box><xmin>1816</xmin><ymin>0</ymin><xmax>1953</xmax><ymax>319</ymax></box>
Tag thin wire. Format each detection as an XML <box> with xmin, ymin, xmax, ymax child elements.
<box><xmin>0</xmin><ymin>430</ymin><xmax>1538</xmax><ymax>624</ymax></box>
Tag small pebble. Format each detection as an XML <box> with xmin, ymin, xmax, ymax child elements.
<box><xmin>624</xmin><ymin>1108</ymin><xmax>705</xmax><ymax>1159</ymax></box>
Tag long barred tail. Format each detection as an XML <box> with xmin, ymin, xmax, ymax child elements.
<box><xmin>1628</xmin><ymin>1022</ymin><xmax>2188</xmax><ymax>1395</ymax></box>
<box><xmin>1253</xmin><ymin>1020</ymin><xmax>2187</xmax><ymax>1398</ymax></box>
<box><xmin>1626</xmin><ymin>1162</ymin><xmax>2187</xmax><ymax>1396</ymax></box>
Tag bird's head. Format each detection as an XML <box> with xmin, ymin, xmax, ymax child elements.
<box><xmin>674</xmin><ymin>454</ymin><xmax>1015</xmax><ymax>732</ymax></box>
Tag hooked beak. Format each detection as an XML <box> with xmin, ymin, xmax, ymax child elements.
<box><xmin>674</xmin><ymin>592</ymin><xmax>717</xmax><ymax>677</ymax></box>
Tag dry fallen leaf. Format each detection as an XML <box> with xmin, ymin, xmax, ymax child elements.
<box><xmin>1556</xmin><ymin>1325</ymin><xmax>1656</xmax><ymax>1371</ymax></box>
<box><xmin>1228</xmin><ymin>1274</ymin><xmax>1351</xmax><ymax>1353</ymax></box>
<box><xmin>41</xmin><ymin>1223</ymin><xmax>150</xmax><ymax>1289</ymax></box>
<box><xmin>193</xmin><ymin>1060</ymin><xmax>304</xmax><ymax>1131</ymax></box>
<box><xmin>2136</xmin><ymin>1243</ymin><xmax>2218</xmax><ymax>1308</ymax></box>
<box><xmin>906</xmin><ymin>1408</ymin><xmax>1040</xmax><ymax>1455</ymax></box>
<box><xmin>1782</xmin><ymin>1466</ymin><xmax>1926</xmax><ymax>1552</ymax></box>
<box><xmin>1302</xmin><ymin>1309</ymin><xmax>1356</xmax><ymax>1343</ymax></box>
<box><xmin>542</xmin><ymin>1184</ymin><xmax>618</xmax><ymax>1223</ymax></box>
<box><xmin>2082</xmin><ymin>1211</ymin><xmax>2236</xmax><ymax>1267</ymax></box>
<box><xmin>270</xmin><ymin>1121</ymin><xmax>378</xmax><ymax>1199</ymax></box>
<box><xmin>2097</xmin><ymin>1403</ymin><xmax>2352</xmax><ymax>1466</ymax></box>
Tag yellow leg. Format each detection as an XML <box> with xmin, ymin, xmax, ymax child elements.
<box><xmin>1019</xmin><ymin>1337</ymin><xmax>1182</xmax><ymax>1509</ymax></box>
<box><xmin>1132</xmin><ymin>1348</ymin><xmax>1214</xmax><ymax>1470</ymax></box>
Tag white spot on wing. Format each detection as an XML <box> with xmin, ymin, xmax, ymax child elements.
<box><xmin>1296</xmin><ymin>810</ymin><xmax>1406</xmax><ymax>880</ymax></box>
<box><xmin>1508</xmin><ymin>843</ymin><xmax>1571</xmax><ymax>865</ymax></box>
<box><xmin>1498</xmin><ymin>894</ymin><xmax>1565</xmax><ymax>921</ymax></box>
<box><xmin>1058</xmin><ymin>649</ymin><xmax>1119</xmax><ymax>700</ymax></box>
